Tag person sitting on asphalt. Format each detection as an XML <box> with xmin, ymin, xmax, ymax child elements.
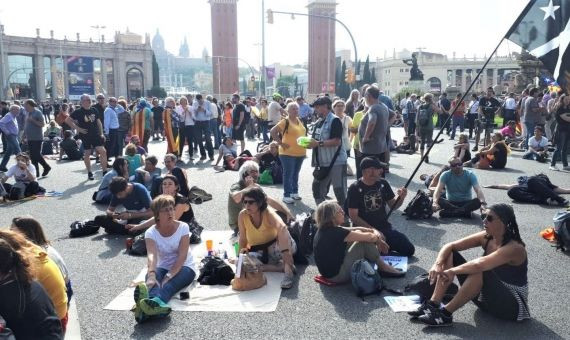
<box><xmin>163</xmin><ymin>154</ymin><xmax>189</xmax><ymax>198</ymax></box>
<box><xmin>453</xmin><ymin>133</ymin><xmax>471</xmax><ymax>163</ymax></box>
<box><xmin>313</xmin><ymin>200</ymin><xmax>404</xmax><ymax>283</ymax></box>
<box><xmin>94</xmin><ymin>157</ymin><xmax>130</xmax><ymax>204</ymax></box>
<box><xmin>127</xmin><ymin>175</ymin><xmax>197</xmax><ymax>234</ymax></box>
<box><xmin>237</xmin><ymin>186</ymin><xmax>297</xmax><ymax>289</ymax></box>
<box><xmin>254</xmin><ymin>141</ymin><xmax>281</xmax><ymax>175</ymax></box>
<box><xmin>464</xmin><ymin>132</ymin><xmax>509</xmax><ymax>169</ymax></box>
<box><xmin>433</xmin><ymin>156</ymin><xmax>488</xmax><ymax>218</ymax></box>
<box><xmin>409</xmin><ymin>204</ymin><xmax>529</xmax><ymax>327</ymax></box>
<box><xmin>347</xmin><ymin>157</ymin><xmax>415</xmax><ymax>257</ymax></box>
<box><xmin>11</xmin><ymin>216</ymin><xmax>73</xmax><ymax>303</ymax></box>
<box><xmin>228</xmin><ymin>160</ymin><xmax>293</xmax><ymax>236</ymax></box>
<box><xmin>133</xmin><ymin>195</ymin><xmax>196</xmax><ymax>323</ymax></box>
<box><xmin>0</xmin><ymin>230</ymin><xmax>68</xmax><ymax>332</ymax></box>
<box><xmin>0</xmin><ymin>235</ymin><xmax>63</xmax><ymax>339</ymax></box>
<box><xmin>213</xmin><ymin>136</ymin><xmax>254</xmax><ymax>171</ymax></box>
<box><xmin>95</xmin><ymin>177</ymin><xmax>153</xmax><ymax>234</ymax></box>
<box><xmin>130</xmin><ymin>135</ymin><xmax>148</xmax><ymax>156</ymax></box>
<box><xmin>0</xmin><ymin>152</ymin><xmax>43</xmax><ymax>198</ymax></box>
<box><xmin>500</xmin><ymin>120</ymin><xmax>519</xmax><ymax>144</ymax></box>
<box><xmin>485</xmin><ymin>174</ymin><xmax>570</xmax><ymax>207</ymax></box>
<box><xmin>134</xmin><ymin>155</ymin><xmax>162</xmax><ymax>193</ymax></box>
<box><xmin>522</xmin><ymin>126</ymin><xmax>549</xmax><ymax>162</ymax></box>
<box><xmin>59</xmin><ymin>130</ymin><xmax>83</xmax><ymax>161</ymax></box>
<box><xmin>124</xmin><ymin>143</ymin><xmax>144</xmax><ymax>178</ymax></box>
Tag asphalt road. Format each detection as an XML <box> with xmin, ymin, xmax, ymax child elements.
<box><xmin>1</xmin><ymin>127</ymin><xmax>569</xmax><ymax>340</ymax></box>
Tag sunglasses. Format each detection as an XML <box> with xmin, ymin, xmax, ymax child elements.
<box><xmin>481</xmin><ymin>213</ymin><xmax>494</xmax><ymax>222</ymax></box>
<box><xmin>243</xmin><ymin>199</ymin><xmax>256</xmax><ymax>206</ymax></box>
<box><xmin>450</xmin><ymin>163</ymin><xmax>463</xmax><ymax>168</ymax></box>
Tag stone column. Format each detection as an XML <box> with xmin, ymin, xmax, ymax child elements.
<box><xmin>50</xmin><ymin>56</ymin><xmax>57</xmax><ymax>99</ymax></box>
<box><xmin>101</xmin><ymin>58</ymin><xmax>107</xmax><ymax>96</ymax></box>
<box><xmin>35</xmin><ymin>54</ymin><xmax>46</xmax><ymax>101</ymax></box>
<box><xmin>493</xmin><ymin>68</ymin><xmax>498</xmax><ymax>86</ymax></box>
<box><xmin>63</xmin><ymin>56</ymin><xmax>69</xmax><ymax>98</ymax></box>
<box><xmin>462</xmin><ymin>69</ymin><xmax>467</xmax><ymax>92</ymax></box>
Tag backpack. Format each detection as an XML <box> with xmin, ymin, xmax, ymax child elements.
<box><xmin>69</xmin><ymin>220</ymin><xmax>100</xmax><ymax>238</ymax></box>
<box><xmin>271</xmin><ymin>160</ymin><xmax>283</xmax><ymax>184</ymax></box>
<box><xmin>287</xmin><ymin>221</ymin><xmax>309</xmax><ymax>265</ymax></box>
<box><xmin>403</xmin><ymin>190</ymin><xmax>433</xmax><ymax>219</ymax></box>
<box><xmin>553</xmin><ymin>211</ymin><xmax>570</xmax><ymax>251</ymax></box>
<box><xmin>351</xmin><ymin>259</ymin><xmax>383</xmax><ymax>297</ymax></box>
<box><xmin>188</xmin><ymin>218</ymin><xmax>204</xmax><ymax>244</ymax></box>
<box><xmin>299</xmin><ymin>211</ymin><xmax>316</xmax><ymax>255</ymax></box>
<box><xmin>128</xmin><ymin>234</ymin><xmax>147</xmax><ymax>256</ymax></box>
<box><xmin>417</xmin><ymin>104</ymin><xmax>432</xmax><ymax>127</ymax></box>
<box><xmin>197</xmin><ymin>256</ymin><xmax>235</xmax><ymax>285</ymax></box>
<box><xmin>41</xmin><ymin>140</ymin><xmax>54</xmax><ymax>155</ymax></box>
<box><xmin>404</xmin><ymin>273</ymin><xmax>458</xmax><ymax>303</ymax></box>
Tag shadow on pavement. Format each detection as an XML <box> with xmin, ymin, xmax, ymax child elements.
<box><xmin>58</xmin><ymin>181</ymin><xmax>98</xmax><ymax>200</ymax></box>
<box><xmin>92</xmin><ymin>233</ymin><xmax>128</xmax><ymax>259</ymax></box>
<box><xmin>130</xmin><ymin>316</ymin><xmax>173</xmax><ymax>339</ymax></box>
<box><xmin>319</xmin><ymin>283</ymin><xmax>389</xmax><ymax>322</ymax></box>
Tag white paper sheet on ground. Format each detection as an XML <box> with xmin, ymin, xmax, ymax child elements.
<box><xmin>381</xmin><ymin>256</ymin><xmax>408</xmax><ymax>272</ymax></box>
<box><xmin>384</xmin><ymin>295</ymin><xmax>421</xmax><ymax>312</ymax></box>
<box><xmin>104</xmin><ymin>231</ymin><xmax>284</xmax><ymax>313</ymax></box>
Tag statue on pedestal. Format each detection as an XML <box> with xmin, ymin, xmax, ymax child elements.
<box><xmin>403</xmin><ymin>52</ymin><xmax>424</xmax><ymax>81</ymax></box>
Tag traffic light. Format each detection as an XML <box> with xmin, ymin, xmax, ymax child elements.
<box><xmin>267</xmin><ymin>9</ymin><xmax>274</xmax><ymax>24</ymax></box>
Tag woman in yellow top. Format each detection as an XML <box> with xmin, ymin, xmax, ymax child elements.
<box><xmin>238</xmin><ymin>186</ymin><xmax>297</xmax><ymax>289</ymax></box>
<box><xmin>270</xmin><ymin>102</ymin><xmax>307</xmax><ymax>204</ymax></box>
<box><xmin>259</xmin><ymin>99</ymin><xmax>270</xmax><ymax>143</ymax></box>
<box><xmin>350</xmin><ymin>106</ymin><xmax>366</xmax><ymax>179</ymax></box>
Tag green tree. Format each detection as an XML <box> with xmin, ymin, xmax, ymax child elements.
<box><xmin>149</xmin><ymin>85</ymin><xmax>167</xmax><ymax>98</ymax></box>
<box><xmin>276</xmin><ymin>75</ymin><xmax>295</xmax><ymax>98</ymax></box>
<box><xmin>152</xmin><ymin>52</ymin><xmax>160</xmax><ymax>87</ymax></box>
<box><xmin>370</xmin><ymin>67</ymin><xmax>377</xmax><ymax>84</ymax></box>
<box><xmin>363</xmin><ymin>55</ymin><xmax>371</xmax><ymax>84</ymax></box>
<box><xmin>393</xmin><ymin>86</ymin><xmax>425</xmax><ymax>103</ymax></box>
<box><xmin>337</xmin><ymin>60</ymin><xmax>350</xmax><ymax>100</ymax></box>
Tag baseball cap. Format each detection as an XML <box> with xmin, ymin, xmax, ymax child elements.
<box><xmin>311</xmin><ymin>96</ymin><xmax>332</xmax><ymax>107</ymax></box>
<box><xmin>360</xmin><ymin>157</ymin><xmax>388</xmax><ymax>171</ymax></box>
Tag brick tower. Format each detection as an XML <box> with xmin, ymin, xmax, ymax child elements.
<box><xmin>210</xmin><ymin>0</ymin><xmax>239</xmax><ymax>99</ymax></box>
<box><xmin>307</xmin><ymin>0</ymin><xmax>337</xmax><ymax>98</ymax></box>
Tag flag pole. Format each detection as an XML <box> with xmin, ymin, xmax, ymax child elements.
<box><xmin>385</xmin><ymin>35</ymin><xmax>507</xmax><ymax>220</ymax></box>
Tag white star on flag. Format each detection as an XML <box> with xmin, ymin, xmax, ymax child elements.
<box><xmin>540</xmin><ymin>0</ymin><xmax>560</xmax><ymax>20</ymax></box>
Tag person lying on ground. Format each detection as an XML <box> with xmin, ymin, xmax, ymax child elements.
<box><xmin>94</xmin><ymin>157</ymin><xmax>130</xmax><ymax>205</ymax></box>
<box><xmin>409</xmin><ymin>204</ymin><xmax>530</xmax><ymax>327</ymax></box>
<box><xmin>133</xmin><ymin>195</ymin><xmax>196</xmax><ymax>323</ymax></box>
<box><xmin>95</xmin><ymin>177</ymin><xmax>153</xmax><ymax>234</ymax></box>
<box><xmin>0</xmin><ymin>230</ymin><xmax>68</xmax><ymax>332</ymax></box>
<box><xmin>213</xmin><ymin>136</ymin><xmax>253</xmax><ymax>171</ymax></box>
<box><xmin>11</xmin><ymin>216</ymin><xmax>73</xmax><ymax>303</ymax></box>
<box><xmin>453</xmin><ymin>133</ymin><xmax>471</xmax><ymax>163</ymax></box>
<box><xmin>228</xmin><ymin>161</ymin><xmax>293</xmax><ymax>236</ymax></box>
<box><xmin>0</xmin><ymin>235</ymin><xmax>63</xmax><ymax>339</ymax></box>
<box><xmin>464</xmin><ymin>132</ymin><xmax>509</xmax><ymax>169</ymax></box>
<box><xmin>485</xmin><ymin>173</ymin><xmax>569</xmax><ymax>207</ymax></box>
<box><xmin>347</xmin><ymin>157</ymin><xmax>415</xmax><ymax>257</ymax></box>
<box><xmin>127</xmin><ymin>175</ymin><xmax>197</xmax><ymax>234</ymax></box>
<box><xmin>314</xmin><ymin>200</ymin><xmax>404</xmax><ymax>283</ymax></box>
<box><xmin>237</xmin><ymin>186</ymin><xmax>297</xmax><ymax>289</ymax></box>
<box><xmin>0</xmin><ymin>152</ymin><xmax>43</xmax><ymax>198</ymax></box>
<box><xmin>433</xmin><ymin>156</ymin><xmax>487</xmax><ymax>218</ymax></box>
<box><xmin>522</xmin><ymin>126</ymin><xmax>549</xmax><ymax>162</ymax></box>
<box><xmin>59</xmin><ymin>130</ymin><xmax>83</xmax><ymax>161</ymax></box>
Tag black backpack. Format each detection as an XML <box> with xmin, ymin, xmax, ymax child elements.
<box><xmin>404</xmin><ymin>273</ymin><xmax>458</xmax><ymax>303</ymax></box>
<box><xmin>299</xmin><ymin>211</ymin><xmax>317</xmax><ymax>255</ymax></box>
<box><xmin>553</xmin><ymin>211</ymin><xmax>570</xmax><ymax>251</ymax></box>
<box><xmin>128</xmin><ymin>234</ymin><xmax>147</xmax><ymax>256</ymax></box>
<box><xmin>197</xmin><ymin>256</ymin><xmax>235</xmax><ymax>285</ymax></box>
<box><xmin>69</xmin><ymin>220</ymin><xmax>100</xmax><ymax>238</ymax></box>
<box><xmin>403</xmin><ymin>190</ymin><xmax>433</xmax><ymax>219</ymax></box>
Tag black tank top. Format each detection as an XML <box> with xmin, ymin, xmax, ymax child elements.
<box><xmin>490</xmin><ymin>142</ymin><xmax>507</xmax><ymax>169</ymax></box>
<box><xmin>174</xmin><ymin>194</ymin><xmax>194</xmax><ymax>222</ymax></box>
<box><xmin>483</xmin><ymin>239</ymin><xmax>527</xmax><ymax>286</ymax></box>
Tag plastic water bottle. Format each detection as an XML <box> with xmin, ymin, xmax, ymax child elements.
<box><xmin>297</xmin><ymin>136</ymin><xmax>312</xmax><ymax>148</ymax></box>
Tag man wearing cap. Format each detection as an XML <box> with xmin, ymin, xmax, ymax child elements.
<box><xmin>268</xmin><ymin>93</ymin><xmax>286</xmax><ymax>138</ymax></box>
<box><xmin>359</xmin><ymin>85</ymin><xmax>390</xmax><ymax>175</ymax></box>
<box><xmin>433</xmin><ymin>156</ymin><xmax>488</xmax><ymax>218</ymax></box>
<box><xmin>307</xmin><ymin>96</ymin><xmax>347</xmax><ymax>206</ymax></box>
<box><xmin>347</xmin><ymin>157</ymin><xmax>414</xmax><ymax>256</ymax></box>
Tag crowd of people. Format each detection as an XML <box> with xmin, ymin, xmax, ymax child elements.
<box><xmin>1</xmin><ymin>80</ymin><xmax>569</xmax><ymax>336</ymax></box>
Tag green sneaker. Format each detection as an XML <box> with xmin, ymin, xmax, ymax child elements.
<box><xmin>134</xmin><ymin>283</ymin><xmax>149</xmax><ymax>305</ymax></box>
<box><xmin>139</xmin><ymin>297</ymin><xmax>172</xmax><ymax>317</ymax></box>
<box><xmin>132</xmin><ymin>303</ymin><xmax>149</xmax><ymax>324</ymax></box>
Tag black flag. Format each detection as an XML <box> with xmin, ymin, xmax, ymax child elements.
<box><xmin>506</xmin><ymin>0</ymin><xmax>570</xmax><ymax>88</ymax></box>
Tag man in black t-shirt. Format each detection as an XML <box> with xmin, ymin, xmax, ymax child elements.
<box><xmin>65</xmin><ymin>94</ymin><xmax>108</xmax><ymax>180</ymax></box>
<box><xmin>475</xmin><ymin>87</ymin><xmax>501</xmax><ymax>151</ymax></box>
<box><xmin>231</xmin><ymin>94</ymin><xmax>246</xmax><ymax>153</ymax></box>
<box><xmin>347</xmin><ymin>157</ymin><xmax>415</xmax><ymax>256</ymax></box>
<box><xmin>151</xmin><ymin>97</ymin><xmax>164</xmax><ymax>140</ymax></box>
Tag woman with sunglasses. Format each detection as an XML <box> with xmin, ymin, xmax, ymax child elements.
<box><xmin>237</xmin><ymin>186</ymin><xmax>296</xmax><ymax>289</ymax></box>
<box><xmin>409</xmin><ymin>203</ymin><xmax>529</xmax><ymax>327</ymax></box>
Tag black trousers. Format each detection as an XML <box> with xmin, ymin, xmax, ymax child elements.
<box><xmin>438</xmin><ymin>197</ymin><xmax>481</xmax><ymax>213</ymax></box>
<box><xmin>507</xmin><ymin>177</ymin><xmax>563</xmax><ymax>204</ymax></box>
<box><xmin>27</xmin><ymin>140</ymin><xmax>50</xmax><ymax>176</ymax></box>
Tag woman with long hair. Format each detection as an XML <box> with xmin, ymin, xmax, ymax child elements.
<box><xmin>409</xmin><ymin>203</ymin><xmax>529</xmax><ymax>327</ymax></box>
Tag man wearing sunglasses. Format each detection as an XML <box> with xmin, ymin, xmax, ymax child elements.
<box><xmin>432</xmin><ymin>156</ymin><xmax>487</xmax><ymax>218</ymax></box>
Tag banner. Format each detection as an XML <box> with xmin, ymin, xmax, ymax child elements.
<box><xmin>67</xmin><ymin>56</ymin><xmax>94</xmax><ymax>100</ymax></box>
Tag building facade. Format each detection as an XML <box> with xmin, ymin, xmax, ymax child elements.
<box><xmin>210</xmin><ymin>0</ymin><xmax>239</xmax><ymax>99</ymax></box>
<box><xmin>307</xmin><ymin>0</ymin><xmax>336</xmax><ymax>98</ymax></box>
<box><xmin>0</xmin><ymin>26</ymin><xmax>153</xmax><ymax>101</ymax></box>
<box><xmin>375</xmin><ymin>50</ymin><xmax>520</xmax><ymax>97</ymax></box>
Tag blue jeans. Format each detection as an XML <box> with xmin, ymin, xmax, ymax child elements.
<box><xmin>450</xmin><ymin>116</ymin><xmax>465</xmax><ymax>139</ymax></box>
<box><xmin>209</xmin><ymin>119</ymin><xmax>221</xmax><ymax>149</ymax></box>
<box><xmin>146</xmin><ymin>266</ymin><xmax>196</xmax><ymax>303</ymax></box>
<box><xmin>523</xmin><ymin>122</ymin><xmax>535</xmax><ymax>149</ymax></box>
<box><xmin>279</xmin><ymin>155</ymin><xmax>304</xmax><ymax>197</ymax></box>
<box><xmin>259</xmin><ymin>120</ymin><xmax>269</xmax><ymax>143</ymax></box>
<box><xmin>0</xmin><ymin>134</ymin><xmax>21</xmax><ymax>169</ymax></box>
<box><xmin>117</xmin><ymin>130</ymin><xmax>127</xmax><ymax>155</ymax></box>
<box><xmin>195</xmin><ymin>121</ymin><xmax>214</xmax><ymax>157</ymax></box>
<box><xmin>551</xmin><ymin>130</ymin><xmax>569</xmax><ymax>167</ymax></box>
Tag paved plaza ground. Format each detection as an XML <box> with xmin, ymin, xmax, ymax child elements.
<box><xmin>1</xmin><ymin>127</ymin><xmax>569</xmax><ymax>340</ymax></box>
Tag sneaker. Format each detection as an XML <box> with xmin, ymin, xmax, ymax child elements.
<box><xmin>200</xmin><ymin>155</ymin><xmax>207</xmax><ymax>161</ymax></box>
<box><xmin>132</xmin><ymin>303</ymin><xmax>149</xmax><ymax>324</ymax></box>
<box><xmin>209</xmin><ymin>156</ymin><xmax>214</xmax><ymax>161</ymax></box>
<box><xmin>41</xmin><ymin>166</ymin><xmax>51</xmax><ymax>177</ymax></box>
<box><xmin>281</xmin><ymin>272</ymin><xmax>295</xmax><ymax>289</ymax></box>
<box><xmin>418</xmin><ymin>307</ymin><xmax>453</xmax><ymax>327</ymax></box>
<box><xmin>549</xmin><ymin>166</ymin><xmax>559</xmax><ymax>171</ymax></box>
<box><xmin>134</xmin><ymin>283</ymin><xmax>149</xmax><ymax>305</ymax></box>
<box><xmin>472</xmin><ymin>146</ymin><xmax>478</xmax><ymax>152</ymax></box>
<box><xmin>0</xmin><ymin>166</ymin><xmax>7</xmax><ymax>172</ymax></box>
<box><xmin>139</xmin><ymin>297</ymin><xmax>172</xmax><ymax>317</ymax></box>
<box><xmin>88</xmin><ymin>172</ymin><xmax>94</xmax><ymax>180</ymax></box>
<box><xmin>408</xmin><ymin>300</ymin><xmax>438</xmax><ymax>319</ymax></box>
<box><xmin>282</xmin><ymin>197</ymin><xmax>295</xmax><ymax>204</ymax></box>
<box><xmin>563</xmin><ymin>166</ymin><xmax>570</xmax><ymax>171</ymax></box>
<box><xmin>291</xmin><ymin>193</ymin><xmax>302</xmax><ymax>200</ymax></box>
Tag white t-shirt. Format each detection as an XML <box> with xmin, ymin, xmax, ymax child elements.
<box><xmin>528</xmin><ymin>135</ymin><xmax>548</xmax><ymax>149</ymax></box>
<box><xmin>209</xmin><ymin>101</ymin><xmax>219</xmax><ymax>119</ymax></box>
<box><xmin>6</xmin><ymin>164</ymin><xmax>36</xmax><ymax>183</ymax></box>
<box><xmin>505</xmin><ymin>97</ymin><xmax>516</xmax><ymax>110</ymax></box>
<box><xmin>145</xmin><ymin>222</ymin><xmax>195</xmax><ymax>271</ymax></box>
<box><xmin>268</xmin><ymin>101</ymin><xmax>282</xmax><ymax>125</ymax></box>
<box><xmin>176</xmin><ymin>105</ymin><xmax>194</xmax><ymax>126</ymax></box>
<box><xmin>400</xmin><ymin>98</ymin><xmax>408</xmax><ymax>114</ymax></box>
